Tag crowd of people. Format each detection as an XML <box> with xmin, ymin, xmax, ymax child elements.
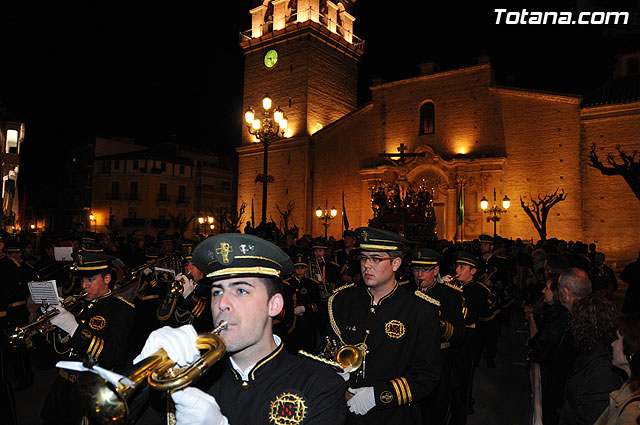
<box><xmin>0</xmin><ymin>225</ymin><xmax>638</xmax><ymax>425</ymax></box>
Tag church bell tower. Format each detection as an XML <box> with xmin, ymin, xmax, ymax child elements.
<box><xmin>237</xmin><ymin>0</ymin><xmax>363</xmax><ymax>233</ymax></box>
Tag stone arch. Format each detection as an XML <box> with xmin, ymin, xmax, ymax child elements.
<box><xmin>407</xmin><ymin>165</ymin><xmax>451</xmax><ymax>239</ymax></box>
<box><xmin>408</xmin><ymin>165</ymin><xmax>449</xmax><ymax>202</ymax></box>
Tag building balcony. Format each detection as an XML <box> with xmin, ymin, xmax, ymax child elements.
<box><xmin>150</xmin><ymin>218</ymin><xmax>171</xmax><ymax>228</ymax></box>
<box><xmin>122</xmin><ymin>218</ymin><xmax>146</xmax><ymax>227</ymax></box>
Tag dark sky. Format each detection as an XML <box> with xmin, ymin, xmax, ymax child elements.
<box><xmin>1</xmin><ymin>1</ymin><xmax>639</xmax><ymax>205</ymax></box>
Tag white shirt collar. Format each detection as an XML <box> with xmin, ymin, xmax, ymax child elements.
<box><xmin>229</xmin><ymin>334</ymin><xmax>282</xmax><ymax>381</ymax></box>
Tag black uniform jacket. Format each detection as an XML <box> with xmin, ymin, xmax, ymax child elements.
<box><xmin>133</xmin><ymin>340</ymin><xmax>347</xmax><ymax>425</ymax></box>
<box><xmin>52</xmin><ymin>291</ymin><xmax>135</xmax><ymax>370</ymax></box>
<box><xmin>327</xmin><ymin>282</ymin><xmax>442</xmax><ymax>424</ymax></box>
<box><xmin>420</xmin><ymin>282</ymin><xmax>466</xmax><ymax>348</ymax></box>
<box><xmin>207</xmin><ymin>343</ymin><xmax>347</xmax><ymax>424</ymax></box>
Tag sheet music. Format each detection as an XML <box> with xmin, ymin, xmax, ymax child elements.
<box><xmin>28</xmin><ymin>280</ymin><xmax>59</xmax><ymax>305</ymax></box>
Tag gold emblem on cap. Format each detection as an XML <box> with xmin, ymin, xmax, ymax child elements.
<box><xmin>361</xmin><ymin>231</ymin><xmax>368</xmax><ymax>241</ymax></box>
<box><xmin>77</xmin><ymin>254</ymin><xmax>84</xmax><ymax>265</ymax></box>
<box><xmin>216</xmin><ymin>242</ymin><xmax>233</xmax><ymax>264</ymax></box>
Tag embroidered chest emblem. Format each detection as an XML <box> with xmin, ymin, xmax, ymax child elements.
<box><xmin>385</xmin><ymin>319</ymin><xmax>405</xmax><ymax>339</ymax></box>
<box><xmin>269</xmin><ymin>392</ymin><xmax>307</xmax><ymax>425</ymax></box>
<box><xmin>89</xmin><ymin>316</ymin><xmax>106</xmax><ymax>330</ymax></box>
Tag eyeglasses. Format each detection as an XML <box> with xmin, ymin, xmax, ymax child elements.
<box><xmin>358</xmin><ymin>255</ymin><xmax>396</xmax><ymax>265</ymax></box>
<box><xmin>412</xmin><ymin>266</ymin><xmax>436</xmax><ymax>273</ymax></box>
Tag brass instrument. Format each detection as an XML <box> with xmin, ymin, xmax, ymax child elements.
<box><xmin>79</xmin><ymin>320</ymin><xmax>228</xmax><ymax>425</ymax></box>
<box><xmin>112</xmin><ymin>254</ymin><xmax>176</xmax><ymax>298</ymax></box>
<box><xmin>318</xmin><ymin>337</ymin><xmax>365</xmax><ymax>372</ymax></box>
<box><xmin>34</xmin><ymin>261</ymin><xmax>70</xmax><ymax>280</ymax></box>
<box><xmin>7</xmin><ymin>292</ymin><xmax>87</xmax><ymax>346</ymax></box>
<box><xmin>156</xmin><ymin>278</ymin><xmax>185</xmax><ymax>322</ymax></box>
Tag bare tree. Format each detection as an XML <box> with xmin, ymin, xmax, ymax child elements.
<box><xmin>168</xmin><ymin>212</ymin><xmax>194</xmax><ymax>238</ymax></box>
<box><xmin>520</xmin><ymin>188</ymin><xmax>568</xmax><ymax>241</ymax></box>
<box><xmin>589</xmin><ymin>143</ymin><xmax>640</xmax><ymax>201</ymax></box>
<box><xmin>215</xmin><ymin>202</ymin><xmax>246</xmax><ymax>233</ymax></box>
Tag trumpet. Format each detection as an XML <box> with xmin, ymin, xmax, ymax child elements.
<box><xmin>7</xmin><ymin>292</ymin><xmax>87</xmax><ymax>346</ymax></box>
<box><xmin>319</xmin><ymin>337</ymin><xmax>365</xmax><ymax>372</ymax></box>
<box><xmin>78</xmin><ymin>320</ymin><xmax>228</xmax><ymax>425</ymax></box>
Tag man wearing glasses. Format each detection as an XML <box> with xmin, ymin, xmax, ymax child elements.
<box><xmin>326</xmin><ymin>227</ymin><xmax>442</xmax><ymax>424</ymax></box>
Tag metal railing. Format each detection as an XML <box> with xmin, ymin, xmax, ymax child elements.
<box><xmin>239</xmin><ymin>8</ymin><xmax>365</xmax><ymax>53</ymax></box>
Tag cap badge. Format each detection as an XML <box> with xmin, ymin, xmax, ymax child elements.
<box><xmin>77</xmin><ymin>254</ymin><xmax>84</xmax><ymax>265</ymax></box>
<box><xmin>239</xmin><ymin>244</ymin><xmax>254</xmax><ymax>254</ymax></box>
<box><xmin>216</xmin><ymin>242</ymin><xmax>233</xmax><ymax>264</ymax></box>
<box><xmin>361</xmin><ymin>231</ymin><xmax>368</xmax><ymax>242</ymax></box>
<box><xmin>417</xmin><ymin>252</ymin><xmax>422</xmax><ymax>259</ymax></box>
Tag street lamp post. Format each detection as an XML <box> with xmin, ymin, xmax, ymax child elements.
<box><xmin>89</xmin><ymin>213</ymin><xmax>96</xmax><ymax>233</ymax></box>
<box><xmin>480</xmin><ymin>187</ymin><xmax>510</xmax><ymax>238</ymax></box>
<box><xmin>244</xmin><ymin>94</ymin><xmax>287</xmax><ymax>227</ymax></box>
<box><xmin>315</xmin><ymin>200</ymin><xmax>337</xmax><ymax>239</ymax></box>
<box><xmin>198</xmin><ymin>216</ymin><xmax>215</xmax><ymax>235</ymax></box>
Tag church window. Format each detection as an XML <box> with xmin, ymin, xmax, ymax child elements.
<box><xmin>419</xmin><ymin>102</ymin><xmax>435</xmax><ymax>135</ymax></box>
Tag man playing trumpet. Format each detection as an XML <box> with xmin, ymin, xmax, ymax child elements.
<box><xmin>134</xmin><ymin>233</ymin><xmax>347</xmax><ymax>425</ymax></box>
<box><xmin>41</xmin><ymin>250</ymin><xmax>135</xmax><ymax>425</ymax></box>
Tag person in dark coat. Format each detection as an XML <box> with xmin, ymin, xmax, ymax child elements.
<box><xmin>326</xmin><ymin>228</ymin><xmax>442</xmax><ymax>424</ymax></box>
<box><xmin>558</xmin><ymin>294</ymin><xmax>625</xmax><ymax>425</ymax></box>
<box><xmin>620</xmin><ymin>251</ymin><xmax>640</xmax><ymax>314</ymax></box>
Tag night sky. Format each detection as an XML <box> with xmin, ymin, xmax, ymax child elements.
<box><xmin>1</xmin><ymin>1</ymin><xmax>639</xmax><ymax>207</ymax></box>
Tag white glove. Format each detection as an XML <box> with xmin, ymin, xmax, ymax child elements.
<box><xmin>347</xmin><ymin>386</ymin><xmax>375</xmax><ymax>415</ymax></box>
<box><xmin>50</xmin><ymin>305</ymin><xmax>79</xmax><ymax>337</ymax></box>
<box><xmin>337</xmin><ymin>365</ymin><xmax>353</xmax><ymax>381</ymax></box>
<box><xmin>176</xmin><ymin>273</ymin><xmax>195</xmax><ymax>298</ymax></box>
<box><xmin>56</xmin><ymin>361</ymin><xmax>133</xmax><ymax>388</ymax></box>
<box><xmin>143</xmin><ymin>267</ymin><xmax>153</xmax><ymax>276</ymax></box>
<box><xmin>133</xmin><ymin>325</ymin><xmax>199</xmax><ymax>366</ymax></box>
<box><xmin>293</xmin><ymin>305</ymin><xmax>305</xmax><ymax>316</ymax></box>
<box><xmin>171</xmin><ymin>387</ymin><xmax>229</xmax><ymax>425</ymax></box>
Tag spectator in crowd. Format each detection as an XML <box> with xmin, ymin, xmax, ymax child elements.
<box><xmin>558</xmin><ymin>294</ymin><xmax>624</xmax><ymax>425</ymax></box>
<box><xmin>620</xmin><ymin>251</ymin><xmax>640</xmax><ymax>314</ymax></box>
<box><xmin>593</xmin><ymin>312</ymin><xmax>640</xmax><ymax>425</ymax></box>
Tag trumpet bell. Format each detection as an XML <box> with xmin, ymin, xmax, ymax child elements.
<box><xmin>78</xmin><ymin>373</ymin><xmax>129</xmax><ymax>425</ymax></box>
<box><xmin>336</xmin><ymin>345</ymin><xmax>363</xmax><ymax>371</ymax></box>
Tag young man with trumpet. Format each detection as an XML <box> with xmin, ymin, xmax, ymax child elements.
<box><xmin>325</xmin><ymin>227</ymin><xmax>442</xmax><ymax>424</ymax></box>
<box><xmin>408</xmin><ymin>247</ymin><xmax>466</xmax><ymax>425</ymax></box>
<box><xmin>41</xmin><ymin>250</ymin><xmax>135</xmax><ymax>425</ymax></box>
<box><xmin>133</xmin><ymin>233</ymin><xmax>347</xmax><ymax>425</ymax></box>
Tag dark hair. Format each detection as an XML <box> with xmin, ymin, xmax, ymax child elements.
<box><xmin>261</xmin><ymin>277</ymin><xmax>282</xmax><ymax>299</ymax></box>
<box><xmin>571</xmin><ymin>294</ymin><xmax>617</xmax><ymax>352</ymax></box>
<box><xmin>616</xmin><ymin>313</ymin><xmax>640</xmax><ymax>380</ymax></box>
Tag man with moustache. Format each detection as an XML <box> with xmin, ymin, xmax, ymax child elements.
<box><xmin>133</xmin><ymin>233</ymin><xmax>347</xmax><ymax>425</ymax></box>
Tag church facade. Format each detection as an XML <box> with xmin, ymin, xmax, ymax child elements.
<box><xmin>237</xmin><ymin>0</ymin><xmax>640</xmax><ymax>265</ymax></box>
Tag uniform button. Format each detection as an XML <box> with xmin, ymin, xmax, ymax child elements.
<box><xmin>88</xmin><ymin>304</ymin><xmax>93</xmax><ymax>309</ymax></box>
<box><xmin>241</xmin><ymin>381</ymin><xmax>250</xmax><ymax>390</ymax></box>
<box><xmin>370</xmin><ymin>307</ymin><xmax>375</xmax><ymax>313</ymax></box>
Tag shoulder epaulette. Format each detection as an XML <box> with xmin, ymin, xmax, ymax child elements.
<box><xmin>117</xmin><ymin>296</ymin><xmax>135</xmax><ymax>308</ymax></box>
<box><xmin>282</xmin><ymin>277</ymin><xmax>292</xmax><ymax>286</ymax></box>
<box><xmin>330</xmin><ymin>261</ymin><xmax>340</xmax><ymax>267</ymax></box>
<box><xmin>414</xmin><ymin>290</ymin><xmax>441</xmax><ymax>307</ymax></box>
<box><xmin>309</xmin><ymin>277</ymin><xmax>320</xmax><ymax>284</ymax></box>
<box><xmin>331</xmin><ymin>282</ymin><xmax>355</xmax><ymax>296</ymax></box>
<box><xmin>444</xmin><ymin>282</ymin><xmax>463</xmax><ymax>292</ymax></box>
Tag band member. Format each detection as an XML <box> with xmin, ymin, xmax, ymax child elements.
<box><xmin>132</xmin><ymin>233</ymin><xmax>347</xmax><ymax>424</ymax></box>
<box><xmin>282</xmin><ymin>253</ymin><xmax>321</xmax><ymax>353</ymax></box>
<box><xmin>334</xmin><ymin>230</ymin><xmax>361</xmax><ymax>285</ymax></box>
<box><xmin>326</xmin><ymin>227</ymin><xmax>442</xmax><ymax>424</ymax></box>
<box><xmin>157</xmin><ymin>241</ymin><xmax>213</xmax><ymax>333</ymax></box>
<box><xmin>307</xmin><ymin>239</ymin><xmax>342</xmax><ymax>337</ymax></box>
<box><xmin>449</xmin><ymin>251</ymin><xmax>498</xmax><ymax>425</ymax></box>
<box><xmin>41</xmin><ymin>251</ymin><xmax>135</xmax><ymax>425</ymax></box>
<box><xmin>130</xmin><ymin>248</ymin><xmax>168</xmax><ymax>354</ymax></box>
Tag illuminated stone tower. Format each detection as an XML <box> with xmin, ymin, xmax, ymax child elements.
<box><xmin>237</xmin><ymin>0</ymin><xmax>363</xmax><ymax>233</ymax></box>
